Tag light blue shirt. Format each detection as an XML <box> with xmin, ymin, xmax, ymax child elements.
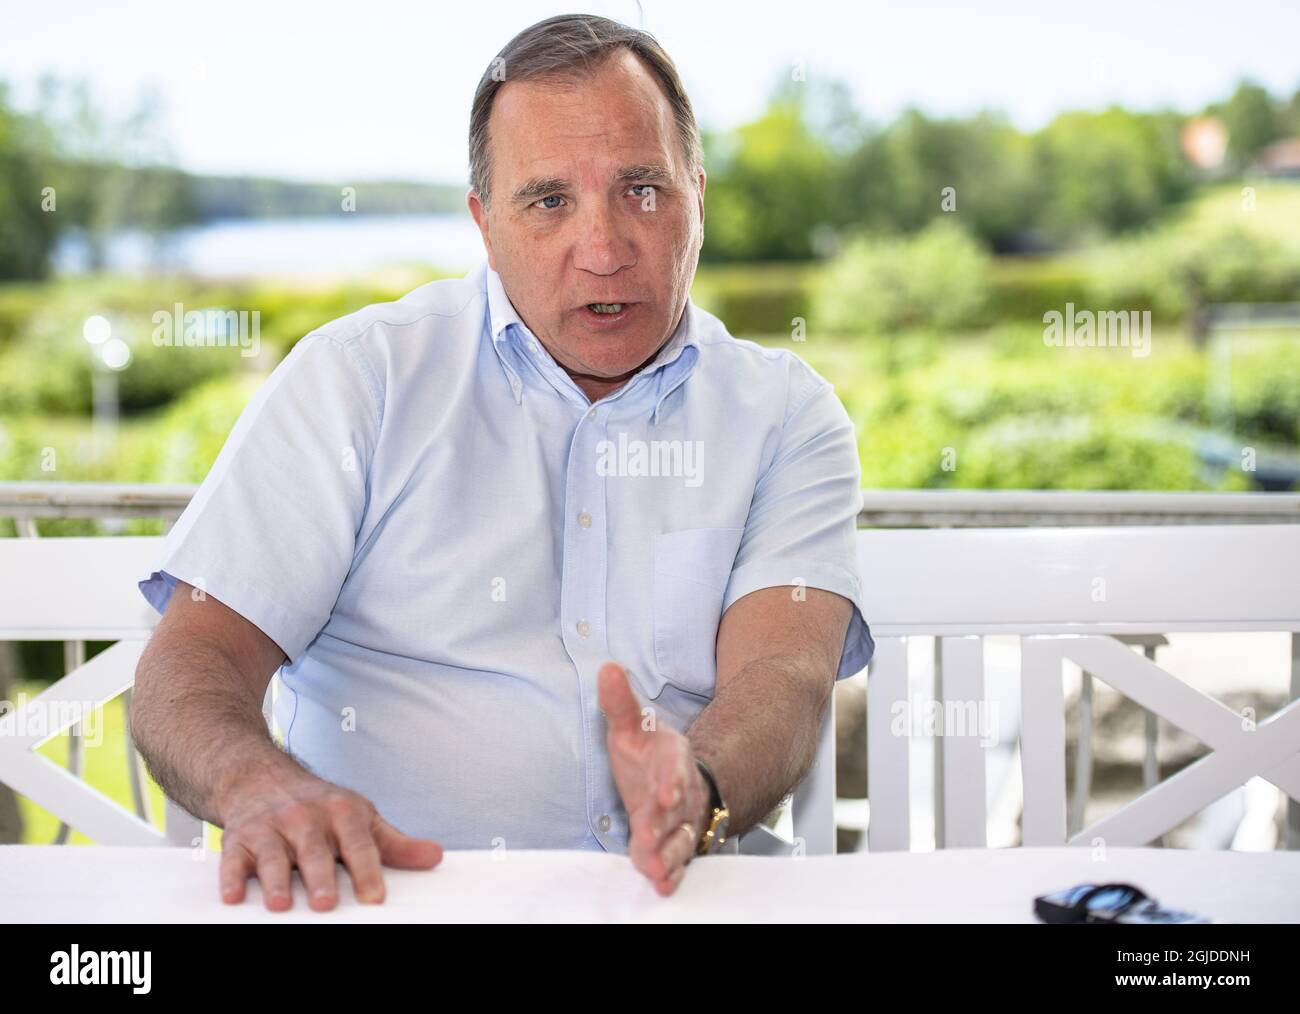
<box><xmin>139</xmin><ymin>256</ymin><xmax>874</xmax><ymax>852</ymax></box>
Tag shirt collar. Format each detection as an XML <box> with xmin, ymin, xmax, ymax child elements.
<box><xmin>477</xmin><ymin>257</ymin><xmax>699</xmax><ymax>419</ymax></box>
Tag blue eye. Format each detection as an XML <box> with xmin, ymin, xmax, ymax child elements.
<box><xmin>630</xmin><ymin>185</ymin><xmax>656</xmax><ymax>198</ymax></box>
<box><xmin>535</xmin><ymin>195</ymin><xmax>564</xmax><ymax>210</ymax></box>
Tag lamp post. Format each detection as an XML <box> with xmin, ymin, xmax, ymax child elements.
<box><xmin>82</xmin><ymin>315</ymin><xmax>130</xmax><ymax>462</ymax></box>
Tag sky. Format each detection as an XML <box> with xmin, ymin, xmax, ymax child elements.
<box><xmin>1</xmin><ymin>0</ymin><xmax>1297</xmax><ymax>185</ymax></box>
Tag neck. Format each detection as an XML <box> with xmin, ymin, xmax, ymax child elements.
<box><xmin>565</xmin><ymin>343</ymin><xmax>664</xmax><ymax>403</ymax></box>
<box><xmin>565</xmin><ymin>302</ymin><xmax>688</xmax><ymax>404</ymax></box>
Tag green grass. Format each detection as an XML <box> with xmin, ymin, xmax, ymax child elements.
<box><xmin>1179</xmin><ymin>180</ymin><xmax>1300</xmax><ymax>248</ymax></box>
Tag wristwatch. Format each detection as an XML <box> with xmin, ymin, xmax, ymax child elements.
<box><xmin>693</xmin><ymin>756</ymin><xmax>730</xmax><ymax>855</ymax></box>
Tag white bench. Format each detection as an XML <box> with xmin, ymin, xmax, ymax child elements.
<box><xmin>2</xmin><ymin>526</ymin><xmax>1299</xmax><ymax>853</ymax></box>
<box><xmin>855</xmin><ymin>525</ymin><xmax>1300</xmax><ymax>854</ymax></box>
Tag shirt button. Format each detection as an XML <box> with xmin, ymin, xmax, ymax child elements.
<box><xmin>586</xmin><ymin>408</ymin><xmax>596</xmax><ymax>420</ymax></box>
<box><xmin>576</xmin><ymin>619</ymin><xmax>590</xmax><ymax>638</ymax></box>
<box><xmin>598</xmin><ymin>814</ymin><xmax>611</xmax><ymax>833</ymax></box>
<box><xmin>577</xmin><ymin>511</ymin><xmax>592</xmax><ymax>528</ymax></box>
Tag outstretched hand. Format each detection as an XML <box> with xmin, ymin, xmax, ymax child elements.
<box><xmin>598</xmin><ymin>661</ymin><xmax>711</xmax><ymax>896</ymax></box>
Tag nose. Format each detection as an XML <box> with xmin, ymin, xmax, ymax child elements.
<box><xmin>572</xmin><ymin>198</ymin><xmax>635</xmax><ymax>276</ymax></box>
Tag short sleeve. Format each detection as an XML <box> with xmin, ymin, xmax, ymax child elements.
<box><xmin>721</xmin><ymin>381</ymin><xmax>874</xmax><ymax>678</ymax></box>
<box><xmin>138</xmin><ymin>333</ymin><xmax>380</xmax><ymax>663</ymax></box>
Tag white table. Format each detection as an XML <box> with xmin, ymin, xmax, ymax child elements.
<box><xmin>3</xmin><ymin>845</ymin><xmax>1298</xmax><ymax>923</ymax></box>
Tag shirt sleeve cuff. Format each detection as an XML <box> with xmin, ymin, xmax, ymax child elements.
<box><xmin>722</xmin><ymin>559</ymin><xmax>875</xmax><ymax>679</ymax></box>
<box><xmin>138</xmin><ymin>551</ymin><xmax>323</xmax><ymax>664</ymax></box>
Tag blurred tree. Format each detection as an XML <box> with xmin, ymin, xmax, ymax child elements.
<box><xmin>701</xmin><ymin>76</ymin><xmax>849</xmax><ymax>261</ymax></box>
<box><xmin>1213</xmin><ymin>80</ymin><xmax>1282</xmax><ymax>167</ymax></box>
<box><xmin>1032</xmin><ymin>106</ymin><xmax>1190</xmax><ymax>241</ymax></box>
<box><xmin>30</xmin><ymin>77</ymin><xmax>197</xmax><ymax>270</ymax></box>
<box><xmin>0</xmin><ymin>84</ymin><xmax>59</xmax><ymax>280</ymax></box>
<box><xmin>837</xmin><ymin>109</ymin><xmax>1039</xmax><ymax>250</ymax></box>
<box><xmin>1284</xmin><ymin>87</ymin><xmax>1300</xmax><ymax>138</ymax></box>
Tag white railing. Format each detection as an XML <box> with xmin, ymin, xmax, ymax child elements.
<box><xmin>4</xmin><ymin>482</ymin><xmax>1300</xmax><ymax>526</ymax></box>
<box><xmin>858</xmin><ymin>525</ymin><xmax>1300</xmax><ymax>852</ymax></box>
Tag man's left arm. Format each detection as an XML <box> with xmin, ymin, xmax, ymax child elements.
<box><xmin>601</xmin><ymin>379</ymin><xmax>872</xmax><ymax>895</ymax></box>
<box><xmin>688</xmin><ymin>584</ymin><xmax>852</xmax><ymax>836</ymax></box>
<box><xmin>598</xmin><ymin>587</ymin><xmax>851</xmax><ymax>895</ymax></box>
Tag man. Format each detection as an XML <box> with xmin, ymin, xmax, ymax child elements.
<box><xmin>131</xmin><ymin>13</ymin><xmax>873</xmax><ymax>910</ymax></box>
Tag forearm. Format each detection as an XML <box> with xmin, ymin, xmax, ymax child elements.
<box><xmin>130</xmin><ymin>634</ymin><xmax>306</xmax><ymax>826</ymax></box>
<box><xmin>686</xmin><ymin>654</ymin><xmax>831</xmax><ymax>836</ymax></box>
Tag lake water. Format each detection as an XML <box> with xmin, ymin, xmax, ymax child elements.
<box><xmin>55</xmin><ymin>214</ymin><xmax>487</xmax><ymax>278</ymax></box>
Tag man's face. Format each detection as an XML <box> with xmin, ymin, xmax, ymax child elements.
<box><xmin>468</xmin><ymin>49</ymin><xmax>705</xmax><ymax>393</ymax></box>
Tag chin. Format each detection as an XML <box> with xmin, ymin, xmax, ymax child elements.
<box><xmin>594</xmin><ymin>345</ymin><xmax>662</xmax><ymax>376</ymax></box>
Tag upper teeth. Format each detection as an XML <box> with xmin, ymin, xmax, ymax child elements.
<box><xmin>589</xmin><ymin>303</ymin><xmax>623</xmax><ymax>313</ymax></box>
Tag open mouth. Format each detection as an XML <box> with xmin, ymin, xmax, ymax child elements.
<box><xmin>578</xmin><ymin>302</ymin><xmax>637</xmax><ymax>326</ymax></box>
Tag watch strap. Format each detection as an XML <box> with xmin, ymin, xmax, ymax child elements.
<box><xmin>693</xmin><ymin>757</ymin><xmax>729</xmax><ymax>855</ymax></box>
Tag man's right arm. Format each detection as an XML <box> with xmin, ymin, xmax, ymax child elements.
<box><xmin>131</xmin><ymin>580</ymin><xmax>442</xmax><ymax>911</ymax></box>
<box><xmin>131</xmin><ymin>579</ymin><xmax>294</xmax><ymax>824</ymax></box>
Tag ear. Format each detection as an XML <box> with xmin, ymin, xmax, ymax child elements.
<box><xmin>467</xmin><ymin>187</ymin><xmax>497</xmax><ymax>271</ymax></box>
<box><xmin>695</xmin><ymin>167</ymin><xmax>706</xmax><ymax>241</ymax></box>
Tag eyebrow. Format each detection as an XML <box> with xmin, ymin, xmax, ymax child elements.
<box><xmin>510</xmin><ymin>163</ymin><xmax>676</xmax><ymax>206</ymax></box>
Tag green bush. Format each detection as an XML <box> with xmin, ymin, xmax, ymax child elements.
<box><xmin>986</xmin><ymin>258</ymin><xmax>1095</xmax><ymax>322</ymax></box>
<box><xmin>814</xmin><ymin>219</ymin><xmax>992</xmax><ymax>336</ymax></box>
<box><xmin>817</xmin><ymin>326</ymin><xmax>1246</xmax><ymax>490</ymax></box>
<box><xmin>139</xmin><ymin>372</ymin><xmax>263</xmax><ymax>482</ymax></box>
<box><xmin>0</xmin><ymin>273</ymin><xmax>422</xmax><ymax>415</ymax></box>
<box><xmin>1087</xmin><ymin>224</ymin><xmax>1300</xmax><ymax>320</ymax></box>
<box><xmin>0</xmin><ymin>373</ymin><xmax>259</xmax><ymax>484</ymax></box>
<box><xmin>1224</xmin><ymin>338</ymin><xmax>1300</xmax><ymax>444</ymax></box>
<box><xmin>689</xmin><ymin>263</ymin><xmax>814</xmax><ymax>338</ymax></box>
<box><xmin>0</xmin><ymin>312</ymin><xmax>244</xmax><ymax>414</ymax></box>
<box><xmin>950</xmin><ymin>416</ymin><xmax>1232</xmax><ymax>491</ymax></box>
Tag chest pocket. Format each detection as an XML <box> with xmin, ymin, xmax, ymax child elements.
<box><xmin>652</xmin><ymin>527</ymin><xmax>746</xmax><ymax>697</ymax></box>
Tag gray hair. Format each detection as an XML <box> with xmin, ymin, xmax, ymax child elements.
<box><xmin>468</xmin><ymin>13</ymin><xmax>703</xmax><ymax>209</ymax></box>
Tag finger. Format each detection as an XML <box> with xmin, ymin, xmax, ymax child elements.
<box><xmin>219</xmin><ymin>840</ymin><xmax>256</xmax><ymax>904</ymax></box>
<box><xmin>627</xmin><ymin>801</ymin><xmax>667</xmax><ymax>875</ymax></box>
<box><xmin>292</xmin><ymin>835</ymin><xmax>341</xmax><ymax>912</ymax></box>
<box><xmin>655</xmin><ymin>864</ymin><xmax>687</xmax><ymax>898</ymax></box>
<box><xmin>647</xmin><ymin>747</ymin><xmax>696</xmax><ymax>847</ymax></box>
<box><xmin>332</xmin><ymin>808</ymin><xmax>386</xmax><ymax>904</ymax></box>
<box><xmin>623</xmin><ymin>740</ymin><xmax>682</xmax><ymax>860</ymax></box>
<box><xmin>635</xmin><ymin>794</ymin><xmax>692</xmax><ymax>871</ymax></box>
<box><xmin>655</xmin><ymin>818</ymin><xmax>698</xmax><ymax>881</ymax></box>
<box><xmin>373</xmin><ymin>817</ymin><xmax>443</xmax><ymax>870</ymax></box>
<box><xmin>634</xmin><ymin>806</ymin><xmax>696</xmax><ymax>882</ymax></box>
<box><xmin>597</xmin><ymin>662</ymin><xmax>643</xmax><ymax>737</ymax></box>
<box><xmin>630</xmin><ymin>784</ymin><xmax>685</xmax><ymax>856</ymax></box>
<box><xmin>274</xmin><ymin>803</ymin><xmax>340</xmax><ymax>911</ymax></box>
<box><xmin>655</xmin><ymin>747</ymin><xmax>685</xmax><ymax>810</ymax></box>
<box><xmin>252</xmin><ymin>834</ymin><xmax>294</xmax><ymax>911</ymax></box>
